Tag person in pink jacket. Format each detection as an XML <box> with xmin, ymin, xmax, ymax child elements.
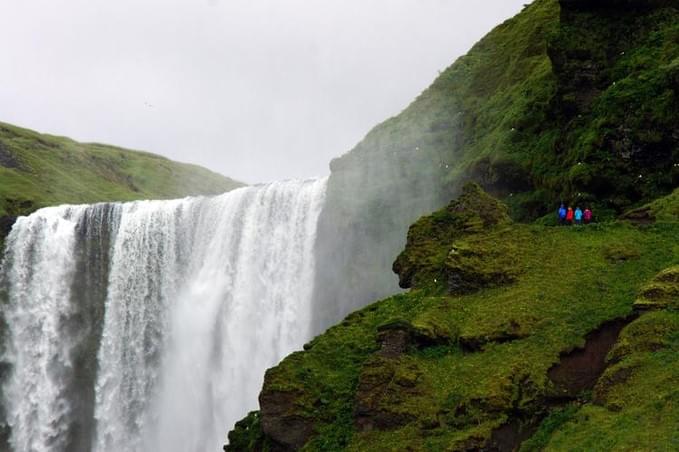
<box><xmin>584</xmin><ymin>208</ymin><xmax>593</xmax><ymax>224</ymax></box>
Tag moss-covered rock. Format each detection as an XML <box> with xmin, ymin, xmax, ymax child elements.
<box><xmin>224</xmin><ymin>411</ymin><xmax>268</xmax><ymax>452</ymax></box>
<box><xmin>634</xmin><ymin>265</ymin><xmax>679</xmax><ymax>310</ymax></box>
<box><xmin>225</xmin><ymin>0</ymin><xmax>679</xmax><ymax>448</ymax></box>
<box><xmin>228</xmin><ymin>209</ymin><xmax>679</xmax><ymax>450</ymax></box>
<box><xmin>393</xmin><ymin>183</ymin><xmax>513</xmax><ymax>292</ymax></box>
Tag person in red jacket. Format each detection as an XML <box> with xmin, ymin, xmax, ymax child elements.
<box><xmin>566</xmin><ymin>206</ymin><xmax>574</xmax><ymax>225</ymax></box>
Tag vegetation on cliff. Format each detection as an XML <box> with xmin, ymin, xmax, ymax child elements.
<box><xmin>424</xmin><ymin>0</ymin><xmax>678</xmax><ymax>218</ymax></box>
<box><xmin>311</xmin><ymin>0</ymin><xmax>679</xmax><ymax>338</ymax></box>
<box><xmin>227</xmin><ymin>184</ymin><xmax>679</xmax><ymax>450</ymax></box>
<box><xmin>0</xmin><ymin>121</ymin><xmax>243</xmax><ymax>220</ymax></box>
<box><xmin>226</xmin><ymin>0</ymin><xmax>679</xmax><ymax>449</ymax></box>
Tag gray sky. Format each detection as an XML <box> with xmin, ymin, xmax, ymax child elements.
<box><xmin>0</xmin><ymin>0</ymin><xmax>526</xmax><ymax>184</ymax></box>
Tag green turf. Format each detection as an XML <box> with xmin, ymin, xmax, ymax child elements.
<box><xmin>0</xmin><ymin>121</ymin><xmax>243</xmax><ymax>218</ymax></box>
<box><xmin>227</xmin><ymin>186</ymin><xmax>679</xmax><ymax>451</ymax></box>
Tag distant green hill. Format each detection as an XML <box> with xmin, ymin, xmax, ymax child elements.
<box><xmin>0</xmin><ymin>121</ymin><xmax>243</xmax><ymax>219</ymax></box>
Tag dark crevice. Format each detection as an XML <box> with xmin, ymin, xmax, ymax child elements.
<box><xmin>547</xmin><ymin>315</ymin><xmax>637</xmax><ymax>398</ymax></box>
<box><xmin>487</xmin><ymin>314</ymin><xmax>638</xmax><ymax>451</ymax></box>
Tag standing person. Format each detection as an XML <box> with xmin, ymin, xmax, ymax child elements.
<box><xmin>558</xmin><ymin>204</ymin><xmax>567</xmax><ymax>225</ymax></box>
<box><xmin>575</xmin><ymin>207</ymin><xmax>583</xmax><ymax>225</ymax></box>
<box><xmin>584</xmin><ymin>207</ymin><xmax>593</xmax><ymax>224</ymax></box>
<box><xmin>566</xmin><ymin>206</ymin><xmax>574</xmax><ymax>225</ymax></box>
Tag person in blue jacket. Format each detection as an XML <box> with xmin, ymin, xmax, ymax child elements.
<box><xmin>557</xmin><ymin>204</ymin><xmax>567</xmax><ymax>225</ymax></box>
<box><xmin>574</xmin><ymin>207</ymin><xmax>584</xmax><ymax>225</ymax></box>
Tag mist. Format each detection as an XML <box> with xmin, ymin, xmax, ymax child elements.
<box><xmin>0</xmin><ymin>0</ymin><xmax>526</xmax><ymax>184</ymax></box>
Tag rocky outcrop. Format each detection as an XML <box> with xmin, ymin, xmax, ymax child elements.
<box><xmin>546</xmin><ymin>0</ymin><xmax>679</xmax><ymax>209</ymax></box>
<box><xmin>259</xmin><ymin>388</ymin><xmax>314</xmax><ymax>451</ymax></box>
<box><xmin>354</xmin><ymin>356</ymin><xmax>422</xmax><ymax>432</ymax></box>
<box><xmin>0</xmin><ymin>216</ymin><xmax>16</xmax><ymax>241</ymax></box>
<box><xmin>634</xmin><ymin>265</ymin><xmax>679</xmax><ymax>310</ymax></box>
<box><xmin>393</xmin><ymin>183</ymin><xmax>514</xmax><ymax>292</ymax></box>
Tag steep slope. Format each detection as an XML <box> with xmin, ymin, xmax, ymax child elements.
<box><xmin>0</xmin><ymin>121</ymin><xmax>243</xmax><ymax>221</ymax></box>
<box><xmin>227</xmin><ymin>185</ymin><xmax>679</xmax><ymax>451</ymax></box>
<box><xmin>312</xmin><ymin>0</ymin><xmax>678</xmax><ymax>332</ymax></box>
<box><xmin>228</xmin><ymin>0</ymin><xmax>679</xmax><ymax>448</ymax></box>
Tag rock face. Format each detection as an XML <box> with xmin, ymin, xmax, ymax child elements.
<box><xmin>0</xmin><ymin>142</ymin><xmax>21</xmax><ymax>170</ymax></box>
<box><xmin>547</xmin><ymin>0</ymin><xmax>679</xmax><ymax>209</ymax></box>
<box><xmin>259</xmin><ymin>388</ymin><xmax>315</xmax><ymax>450</ymax></box>
<box><xmin>0</xmin><ymin>216</ymin><xmax>16</xmax><ymax>241</ymax></box>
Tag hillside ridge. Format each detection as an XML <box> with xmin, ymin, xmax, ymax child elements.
<box><xmin>0</xmin><ymin>120</ymin><xmax>243</xmax><ymax>224</ymax></box>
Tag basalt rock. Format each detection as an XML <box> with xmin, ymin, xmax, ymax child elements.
<box><xmin>0</xmin><ymin>216</ymin><xmax>16</xmax><ymax>241</ymax></box>
<box><xmin>258</xmin><ymin>387</ymin><xmax>315</xmax><ymax>451</ymax></box>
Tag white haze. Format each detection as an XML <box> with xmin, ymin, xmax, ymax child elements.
<box><xmin>0</xmin><ymin>0</ymin><xmax>526</xmax><ymax>183</ymax></box>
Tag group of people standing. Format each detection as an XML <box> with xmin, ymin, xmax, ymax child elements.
<box><xmin>557</xmin><ymin>204</ymin><xmax>593</xmax><ymax>225</ymax></box>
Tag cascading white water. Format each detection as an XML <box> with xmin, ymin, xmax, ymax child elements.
<box><xmin>0</xmin><ymin>178</ymin><xmax>327</xmax><ymax>452</ymax></box>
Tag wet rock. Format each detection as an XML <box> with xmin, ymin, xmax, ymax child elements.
<box><xmin>259</xmin><ymin>389</ymin><xmax>314</xmax><ymax>450</ymax></box>
<box><xmin>0</xmin><ymin>216</ymin><xmax>17</xmax><ymax>240</ymax></box>
<box><xmin>487</xmin><ymin>417</ymin><xmax>542</xmax><ymax>452</ymax></box>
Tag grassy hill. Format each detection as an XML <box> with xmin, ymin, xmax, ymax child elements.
<box><xmin>0</xmin><ymin>121</ymin><xmax>243</xmax><ymax>219</ymax></box>
<box><xmin>228</xmin><ymin>0</ymin><xmax>679</xmax><ymax>449</ymax></box>
<box><xmin>227</xmin><ymin>185</ymin><xmax>679</xmax><ymax>451</ymax></box>
<box><xmin>311</xmin><ymin>0</ymin><xmax>679</xmax><ymax>334</ymax></box>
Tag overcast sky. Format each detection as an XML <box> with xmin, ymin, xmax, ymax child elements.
<box><xmin>0</xmin><ymin>0</ymin><xmax>527</xmax><ymax>184</ymax></box>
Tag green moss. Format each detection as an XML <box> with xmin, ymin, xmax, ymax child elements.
<box><xmin>520</xmin><ymin>404</ymin><xmax>580</xmax><ymax>452</ymax></box>
<box><xmin>225</xmin><ymin>411</ymin><xmax>270</xmax><ymax>452</ymax></box>
<box><xmin>649</xmin><ymin>188</ymin><xmax>679</xmax><ymax>222</ymax></box>
<box><xmin>538</xmin><ymin>309</ymin><xmax>679</xmax><ymax>451</ymax></box>
<box><xmin>393</xmin><ymin>183</ymin><xmax>512</xmax><ymax>291</ymax></box>
<box><xmin>602</xmin><ymin>242</ymin><xmax>642</xmax><ymax>263</ymax></box>
<box><xmin>234</xmin><ymin>188</ymin><xmax>679</xmax><ymax>450</ymax></box>
<box><xmin>634</xmin><ymin>265</ymin><xmax>679</xmax><ymax>310</ymax></box>
<box><xmin>341</xmin><ymin>0</ymin><xmax>678</xmax><ymax>220</ymax></box>
<box><xmin>0</xmin><ymin>121</ymin><xmax>243</xmax><ymax>219</ymax></box>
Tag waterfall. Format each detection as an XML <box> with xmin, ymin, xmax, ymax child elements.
<box><xmin>0</xmin><ymin>178</ymin><xmax>327</xmax><ymax>452</ymax></box>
